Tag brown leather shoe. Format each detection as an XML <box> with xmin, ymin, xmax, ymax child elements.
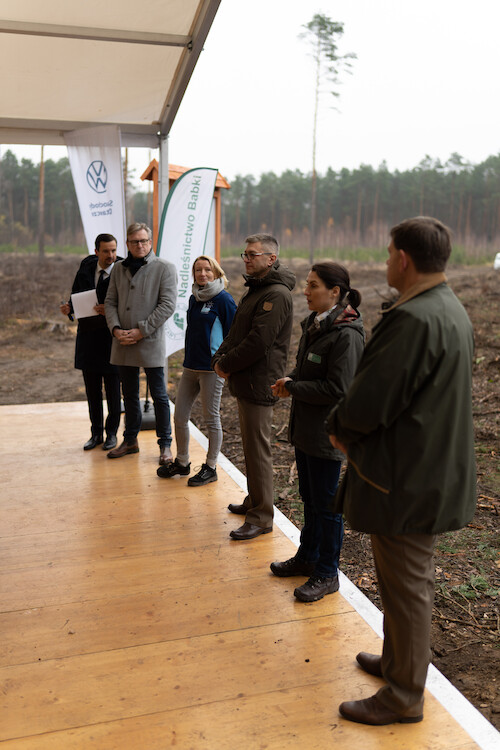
<box><xmin>107</xmin><ymin>439</ymin><xmax>139</xmax><ymax>459</ymax></box>
<box><xmin>230</xmin><ymin>522</ymin><xmax>272</xmax><ymax>540</ymax></box>
<box><xmin>356</xmin><ymin>652</ymin><xmax>383</xmax><ymax>677</ymax></box>
<box><xmin>159</xmin><ymin>445</ymin><xmax>173</xmax><ymax>466</ymax></box>
<box><xmin>339</xmin><ymin>695</ymin><xmax>423</xmax><ymax>725</ymax></box>
<box><xmin>227</xmin><ymin>503</ymin><xmax>248</xmax><ymax>515</ymax></box>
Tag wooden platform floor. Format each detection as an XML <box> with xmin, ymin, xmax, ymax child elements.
<box><xmin>0</xmin><ymin>401</ymin><xmax>494</xmax><ymax>748</ymax></box>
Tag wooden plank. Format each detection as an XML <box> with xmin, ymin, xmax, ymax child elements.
<box><xmin>0</xmin><ymin>402</ymin><xmax>484</xmax><ymax>749</ymax></box>
<box><xmin>0</xmin><ymin>438</ymin><xmax>246</xmax><ymax>537</ymax></box>
<box><xmin>0</xmin><ymin>616</ymin><xmax>476</xmax><ymax>748</ymax></box>
<box><xmin>0</xmin><ymin>576</ymin><xmax>355</xmax><ymax>667</ymax></box>
<box><xmin>0</xmin><ymin>682</ymin><xmax>480</xmax><ymax>749</ymax></box>
<box><xmin>0</xmin><ymin>532</ymin><xmax>298</xmax><ymax>611</ymax></box>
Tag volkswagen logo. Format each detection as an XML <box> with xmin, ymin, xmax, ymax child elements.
<box><xmin>86</xmin><ymin>160</ymin><xmax>108</xmax><ymax>193</ymax></box>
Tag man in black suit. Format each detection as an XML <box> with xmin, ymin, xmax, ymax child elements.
<box><xmin>60</xmin><ymin>233</ymin><xmax>122</xmax><ymax>451</ymax></box>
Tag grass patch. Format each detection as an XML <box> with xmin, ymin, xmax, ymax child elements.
<box><xmin>447</xmin><ymin>575</ymin><xmax>499</xmax><ymax>600</ymax></box>
<box><xmin>437</xmin><ymin>527</ymin><xmax>497</xmax><ymax>559</ymax></box>
<box><xmin>222</xmin><ymin>244</ymin><xmax>496</xmax><ymax>264</ymax></box>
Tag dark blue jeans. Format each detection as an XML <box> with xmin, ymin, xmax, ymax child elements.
<box><xmin>295</xmin><ymin>447</ymin><xmax>344</xmax><ymax>578</ymax></box>
<box><xmin>118</xmin><ymin>366</ymin><xmax>172</xmax><ymax>447</ymax></box>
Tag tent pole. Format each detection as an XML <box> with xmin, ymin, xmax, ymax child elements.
<box><xmin>158</xmin><ymin>135</ymin><xmax>169</xmax><ymax>234</ymax></box>
<box><xmin>158</xmin><ymin>134</ymin><xmax>170</xmax><ymax>398</ymax></box>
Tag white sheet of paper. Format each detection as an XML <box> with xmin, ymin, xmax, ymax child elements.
<box><xmin>71</xmin><ymin>289</ymin><xmax>98</xmax><ymax>319</ymax></box>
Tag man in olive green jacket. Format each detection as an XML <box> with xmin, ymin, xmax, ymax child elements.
<box><xmin>327</xmin><ymin>216</ymin><xmax>476</xmax><ymax>726</ymax></box>
<box><xmin>213</xmin><ymin>233</ymin><xmax>295</xmax><ymax>540</ymax></box>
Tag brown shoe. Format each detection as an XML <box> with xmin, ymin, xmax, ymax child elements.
<box><xmin>356</xmin><ymin>652</ymin><xmax>383</xmax><ymax>677</ymax></box>
<box><xmin>339</xmin><ymin>695</ymin><xmax>423</xmax><ymax>725</ymax></box>
<box><xmin>227</xmin><ymin>502</ymin><xmax>248</xmax><ymax>515</ymax></box>
<box><xmin>159</xmin><ymin>445</ymin><xmax>173</xmax><ymax>466</ymax></box>
<box><xmin>107</xmin><ymin>439</ymin><xmax>139</xmax><ymax>459</ymax></box>
<box><xmin>229</xmin><ymin>522</ymin><xmax>272</xmax><ymax>540</ymax></box>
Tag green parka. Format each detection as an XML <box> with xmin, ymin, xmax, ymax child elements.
<box><xmin>286</xmin><ymin>305</ymin><xmax>364</xmax><ymax>460</ymax></box>
<box><xmin>212</xmin><ymin>261</ymin><xmax>295</xmax><ymax>405</ymax></box>
<box><xmin>326</xmin><ymin>277</ymin><xmax>476</xmax><ymax>535</ymax></box>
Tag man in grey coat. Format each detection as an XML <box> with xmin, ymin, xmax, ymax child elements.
<box><xmin>105</xmin><ymin>222</ymin><xmax>177</xmax><ymax>463</ymax></box>
<box><xmin>327</xmin><ymin>217</ymin><xmax>476</xmax><ymax>726</ymax></box>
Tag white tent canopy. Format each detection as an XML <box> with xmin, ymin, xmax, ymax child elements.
<box><xmin>0</xmin><ymin>0</ymin><xmax>221</xmax><ymax>148</ymax></box>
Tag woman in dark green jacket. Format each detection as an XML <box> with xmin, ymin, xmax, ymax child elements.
<box><xmin>270</xmin><ymin>262</ymin><xmax>364</xmax><ymax>602</ymax></box>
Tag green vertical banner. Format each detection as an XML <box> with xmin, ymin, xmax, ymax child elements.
<box><xmin>157</xmin><ymin>167</ymin><xmax>218</xmax><ymax>356</ymax></box>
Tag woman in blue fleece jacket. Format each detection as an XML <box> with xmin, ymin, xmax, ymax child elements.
<box><xmin>157</xmin><ymin>255</ymin><xmax>236</xmax><ymax>486</ymax></box>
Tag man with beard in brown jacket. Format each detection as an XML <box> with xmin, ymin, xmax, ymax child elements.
<box><xmin>212</xmin><ymin>234</ymin><xmax>295</xmax><ymax>540</ymax></box>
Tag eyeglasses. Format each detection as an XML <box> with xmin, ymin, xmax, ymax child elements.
<box><xmin>240</xmin><ymin>251</ymin><xmax>270</xmax><ymax>261</ymax></box>
<box><xmin>128</xmin><ymin>239</ymin><xmax>150</xmax><ymax>247</ymax></box>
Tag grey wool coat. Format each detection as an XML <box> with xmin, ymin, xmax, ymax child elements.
<box><xmin>105</xmin><ymin>251</ymin><xmax>177</xmax><ymax>367</ymax></box>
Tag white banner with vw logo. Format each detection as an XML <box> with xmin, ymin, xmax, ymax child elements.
<box><xmin>157</xmin><ymin>167</ymin><xmax>218</xmax><ymax>357</ymax></box>
<box><xmin>64</xmin><ymin>125</ymin><xmax>126</xmax><ymax>253</ymax></box>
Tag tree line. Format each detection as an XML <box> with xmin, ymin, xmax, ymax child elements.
<box><xmin>221</xmin><ymin>153</ymin><xmax>500</xmax><ymax>254</ymax></box>
<box><xmin>0</xmin><ymin>149</ymin><xmax>150</xmax><ymax>250</ymax></box>
<box><xmin>2</xmin><ymin>149</ymin><xmax>500</xmax><ymax>255</ymax></box>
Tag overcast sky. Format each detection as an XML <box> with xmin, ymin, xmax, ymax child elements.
<box><xmin>4</xmin><ymin>0</ymin><xmax>500</xmax><ymax>188</ymax></box>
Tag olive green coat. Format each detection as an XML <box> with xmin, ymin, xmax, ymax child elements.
<box><xmin>326</xmin><ymin>278</ymin><xmax>476</xmax><ymax>535</ymax></box>
<box><xmin>212</xmin><ymin>261</ymin><xmax>295</xmax><ymax>405</ymax></box>
<box><xmin>286</xmin><ymin>306</ymin><xmax>364</xmax><ymax>460</ymax></box>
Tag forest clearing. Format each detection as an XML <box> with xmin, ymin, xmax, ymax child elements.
<box><xmin>0</xmin><ymin>252</ymin><xmax>498</xmax><ymax>729</ymax></box>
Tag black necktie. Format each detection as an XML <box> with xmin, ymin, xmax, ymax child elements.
<box><xmin>96</xmin><ymin>269</ymin><xmax>106</xmax><ymax>304</ymax></box>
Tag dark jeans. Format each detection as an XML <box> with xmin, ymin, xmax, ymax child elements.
<box><xmin>295</xmin><ymin>447</ymin><xmax>343</xmax><ymax>578</ymax></box>
<box><xmin>118</xmin><ymin>366</ymin><xmax>172</xmax><ymax>447</ymax></box>
<box><xmin>82</xmin><ymin>369</ymin><xmax>121</xmax><ymax>438</ymax></box>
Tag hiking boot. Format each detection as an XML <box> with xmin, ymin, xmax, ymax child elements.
<box><xmin>270</xmin><ymin>556</ymin><xmax>316</xmax><ymax>578</ymax></box>
<box><xmin>294</xmin><ymin>574</ymin><xmax>339</xmax><ymax>602</ymax></box>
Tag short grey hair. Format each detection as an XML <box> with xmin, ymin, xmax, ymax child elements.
<box><xmin>245</xmin><ymin>233</ymin><xmax>279</xmax><ymax>256</ymax></box>
<box><xmin>127</xmin><ymin>222</ymin><xmax>152</xmax><ymax>240</ymax></box>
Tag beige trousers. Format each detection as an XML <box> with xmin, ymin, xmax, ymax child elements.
<box><xmin>237</xmin><ymin>399</ymin><xmax>274</xmax><ymax>529</ymax></box>
<box><xmin>371</xmin><ymin>532</ymin><xmax>436</xmax><ymax>716</ymax></box>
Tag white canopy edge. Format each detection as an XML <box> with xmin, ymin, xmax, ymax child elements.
<box><xmin>0</xmin><ymin>121</ymin><xmax>160</xmax><ymax>148</ymax></box>
<box><xmin>0</xmin><ymin>20</ymin><xmax>190</xmax><ymax>47</ymax></box>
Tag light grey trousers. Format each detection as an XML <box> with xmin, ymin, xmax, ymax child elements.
<box><xmin>174</xmin><ymin>368</ymin><xmax>224</xmax><ymax>468</ymax></box>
